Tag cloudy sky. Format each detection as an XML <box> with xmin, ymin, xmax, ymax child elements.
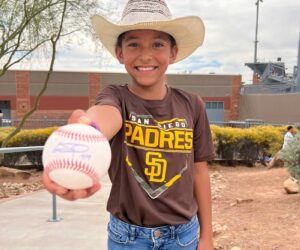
<box><xmin>17</xmin><ymin>0</ymin><xmax>300</xmax><ymax>84</ymax></box>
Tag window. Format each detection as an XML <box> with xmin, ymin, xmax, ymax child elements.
<box><xmin>205</xmin><ymin>101</ymin><xmax>224</xmax><ymax>110</ymax></box>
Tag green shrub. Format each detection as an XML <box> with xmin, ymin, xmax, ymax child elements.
<box><xmin>0</xmin><ymin>124</ymin><xmax>294</xmax><ymax>168</ymax></box>
<box><xmin>0</xmin><ymin>127</ymin><xmax>57</xmax><ymax>169</ymax></box>
<box><xmin>0</xmin><ymin>127</ymin><xmax>16</xmax><ymax>140</ymax></box>
<box><xmin>280</xmin><ymin>133</ymin><xmax>300</xmax><ymax>185</ymax></box>
<box><xmin>210</xmin><ymin>125</ymin><xmax>286</xmax><ymax>166</ymax></box>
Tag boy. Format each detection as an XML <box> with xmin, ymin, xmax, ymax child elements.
<box><xmin>43</xmin><ymin>0</ymin><xmax>216</xmax><ymax>249</ymax></box>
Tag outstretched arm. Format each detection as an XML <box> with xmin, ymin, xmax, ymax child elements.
<box><xmin>42</xmin><ymin>105</ymin><xmax>122</xmax><ymax>201</ymax></box>
<box><xmin>70</xmin><ymin>105</ymin><xmax>122</xmax><ymax>140</ymax></box>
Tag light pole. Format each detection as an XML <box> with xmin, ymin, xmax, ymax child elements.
<box><xmin>254</xmin><ymin>0</ymin><xmax>263</xmax><ymax>63</ymax></box>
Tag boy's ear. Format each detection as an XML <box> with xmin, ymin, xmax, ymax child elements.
<box><xmin>169</xmin><ymin>46</ymin><xmax>178</xmax><ymax>64</ymax></box>
<box><xmin>115</xmin><ymin>47</ymin><xmax>124</xmax><ymax>64</ymax></box>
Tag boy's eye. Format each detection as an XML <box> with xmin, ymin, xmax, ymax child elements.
<box><xmin>153</xmin><ymin>42</ymin><xmax>164</xmax><ymax>48</ymax></box>
<box><xmin>128</xmin><ymin>42</ymin><xmax>139</xmax><ymax>48</ymax></box>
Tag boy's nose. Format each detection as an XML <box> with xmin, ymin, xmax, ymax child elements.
<box><xmin>139</xmin><ymin>53</ymin><xmax>153</xmax><ymax>63</ymax></box>
<box><xmin>138</xmin><ymin>46</ymin><xmax>154</xmax><ymax>59</ymax></box>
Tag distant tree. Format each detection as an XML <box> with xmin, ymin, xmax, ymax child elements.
<box><xmin>0</xmin><ymin>0</ymin><xmax>110</xmax><ymax>157</ymax></box>
<box><xmin>0</xmin><ymin>0</ymin><xmax>106</xmax><ymax>77</ymax></box>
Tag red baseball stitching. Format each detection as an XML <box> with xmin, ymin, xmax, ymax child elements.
<box><xmin>45</xmin><ymin>159</ymin><xmax>99</xmax><ymax>182</ymax></box>
<box><xmin>55</xmin><ymin>127</ymin><xmax>107</xmax><ymax>143</ymax></box>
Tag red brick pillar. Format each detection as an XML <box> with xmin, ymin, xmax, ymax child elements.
<box><xmin>230</xmin><ymin>75</ymin><xmax>242</xmax><ymax>120</ymax></box>
<box><xmin>15</xmin><ymin>71</ymin><xmax>30</xmax><ymax>118</ymax></box>
<box><xmin>252</xmin><ymin>73</ymin><xmax>260</xmax><ymax>85</ymax></box>
<box><xmin>88</xmin><ymin>73</ymin><xmax>101</xmax><ymax>106</ymax></box>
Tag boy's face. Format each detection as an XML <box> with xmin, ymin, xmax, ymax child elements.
<box><xmin>115</xmin><ymin>29</ymin><xmax>178</xmax><ymax>88</ymax></box>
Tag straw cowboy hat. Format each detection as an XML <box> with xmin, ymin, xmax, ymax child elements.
<box><xmin>91</xmin><ymin>0</ymin><xmax>205</xmax><ymax>62</ymax></box>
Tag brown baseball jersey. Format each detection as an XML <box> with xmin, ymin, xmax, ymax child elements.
<box><xmin>96</xmin><ymin>84</ymin><xmax>215</xmax><ymax>226</ymax></box>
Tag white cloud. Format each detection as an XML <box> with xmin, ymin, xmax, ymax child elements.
<box><xmin>168</xmin><ymin>0</ymin><xmax>300</xmax><ymax>83</ymax></box>
<box><xmin>15</xmin><ymin>0</ymin><xmax>300</xmax><ymax>84</ymax></box>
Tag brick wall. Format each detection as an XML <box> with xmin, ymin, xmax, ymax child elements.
<box><xmin>2</xmin><ymin>70</ymin><xmax>242</xmax><ymax>127</ymax></box>
<box><xmin>88</xmin><ymin>73</ymin><xmax>101</xmax><ymax>106</ymax></box>
<box><xmin>252</xmin><ymin>73</ymin><xmax>260</xmax><ymax>85</ymax></box>
<box><xmin>230</xmin><ymin>75</ymin><xmax>241</xmax><ymax>120</ymax></box>
<box><xmin>224</xmin><ymin>110</ymin><xmax>231</xmax><ymax>121</ymax></box>
<box><xmin>15</xmin><ymin>71</ymin><xmax>30</xmax><ymax>118</ymax></box>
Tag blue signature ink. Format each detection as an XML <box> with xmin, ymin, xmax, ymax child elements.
<box><xmin>53</xmin><ymin>142</ymin><xmax>91</xmax><ymax>161</ymax></box>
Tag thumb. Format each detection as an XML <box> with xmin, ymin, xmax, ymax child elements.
<box><xmin>68</xmin><ymin>109</ymin><xmax>88</xmax><ymax>124</ymax></box>
<box><xmin>78</xmin><ymin>115</ymin><xmax>92</xmax><ymax>125</ymax></box>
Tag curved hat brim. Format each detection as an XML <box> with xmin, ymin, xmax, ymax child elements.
<box><xmin>91</xmin><ymin>15</ymin><xmax>205</xmax><ymax>62</ymax></box>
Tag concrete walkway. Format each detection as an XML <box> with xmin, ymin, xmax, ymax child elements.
<box><xmin>0</xmin><ymin>176</ymin><xmax>111</xmax><ymax>250</ymax></box>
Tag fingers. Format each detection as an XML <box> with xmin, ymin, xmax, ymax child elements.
<box><xmin>89</xmin><ymin>182</ymin><xmax>101</xmax><ymax>193</ymax></box>
<box><xmin>56</xmin><ymin>183</ymin><xmax>101</xmax><ymax>201</ymax></box>
<box><xmin>68</xmin><ymin>109</ymin><xmax>91</xmax><ymax>125</ymax></box>
<box><xmin>43</xmin><ymin>171</ymin><xmax>101</xmax><ymax>201</ymax></box>
<box><xmin>42</xmin><ymin>171</ymin><xmax>69</xmax><ymax>196</ymax></box>
<box><xmin>58</xmin><ymin>189</ymin><xmax>88</xmax><ymax>201</ymax></box>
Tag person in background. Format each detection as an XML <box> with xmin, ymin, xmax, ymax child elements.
<box><xmin>268</xmin><ymin>125</ymin><xmax>296</xmax><ymax>168</ymax></box>
<box><xmin>282</xmin><ymin>125</ymin><xmax>296</xmax><ymax>150</ymax></box>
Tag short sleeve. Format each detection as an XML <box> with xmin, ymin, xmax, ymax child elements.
<box><xmin>95</xmin><ymin>85</ymin><xmax>122</xmax><ymax>113</ymax></box>
<box><xmin>193</xmin><ymin>96</ymin><xmax>216</xmax><ymax>162</ymax></box>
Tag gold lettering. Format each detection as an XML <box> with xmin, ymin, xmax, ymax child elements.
<box><xmin>125</xmin><ymin>123</ymin><xmax>132</xmax><ymax>138</ymax></box>
<box><xmin>131</xmin><ymin>126</ymin><xmax>144</xmax><ymax>145</ymax></box>
<box><xmin>159</xmin><ymin>130</ymin><xmax>174</xmax><ymax>148</ymax></box>
<box><xmin>144</xmin><ymin>128</ymin><xmax>159</xmax><ymax>147</ymax></box>
<box><xmin>173</xmin><ymin>131</ymin><xmax>185</xmax><ymax>149</ymax></box>
<box><xmin>185</xmin><ymin>131</ymin><xmax>193</xmax><ymax>149</ymax></box>
<box><xmin>126</xmin><ymin>121</ymin><xmax>193</xmax><ymax>152</ymax></box>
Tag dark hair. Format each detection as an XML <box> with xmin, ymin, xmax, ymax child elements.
<box><xmin>287</xmin><ymin>125</ymin><xmax>293</xmax><ymax>131</ymax></box>
<box><xmin>116</xmin><ymin>31</ymin><xmax>177</xmax><ymax>48</ymax></box>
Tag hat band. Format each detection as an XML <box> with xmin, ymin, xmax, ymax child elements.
<box><xmin>120</xmin><ymin>11</ymin><xmax>172</xmax><ymax>25</ymax></box>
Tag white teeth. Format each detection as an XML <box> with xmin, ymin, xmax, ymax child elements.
<box><xmin>137</xmin><ymin>66</ymin><xmax>155</xmax><ymax>71</ymax></box>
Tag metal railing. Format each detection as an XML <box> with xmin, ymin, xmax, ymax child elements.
<box><xmin>210</xmin><ymin>120</ymin><xmax>296</xmax><ymax>128</ymax></box>
<box><xmin>1</xmin><ymin>118</ymin><xmax>297</xmax><ymax>130</ymax></box>
<box><xmin>0</xmin><ymin>118</ymin><xmax>67</xmax><ymax>129</ymax></box>
<box><xmin>0</xmin><ymin>118</ymin><xmax>12</xmax><ymax>127</ymax></box>
<box><xmin>0</xmin><ymin>146</ymin><xmax>62</xmax><ymax>222</ymax></box>
<box><xmin>240</xmin><ymin>83</ymin><xmax>297</xmax><ymax>95</ymax></box>
<box><xmin>0</xmin><ymin>146</ymin><xmax>44</xmax><ymax>153</ymax></box>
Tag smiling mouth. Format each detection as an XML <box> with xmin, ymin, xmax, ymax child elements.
<box><xmin>135</xmin><ymin>66</ymin><xmax>158</xmax><ymax>71</ymax></box>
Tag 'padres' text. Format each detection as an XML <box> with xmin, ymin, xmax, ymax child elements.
<box><xmin>125</xmin><ymin>120</ymin><xmax>193</xmax><ymax>152</ymax></box>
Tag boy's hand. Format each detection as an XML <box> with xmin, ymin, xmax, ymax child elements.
<box><xmin>198</xmin><ymin>238</ymin><xmax>214</xmax><ymax>250</ymax></box>
<box><xmin>42</xmin><ymin>109</ymin><xmax>101</xmax><ymax>200</ymax></box>
<box><xmin>68</xmin><ymin>109</ymin><xmax>93</xmax><ymax>126</ymax></box>
<box><xmin>42</xmin><ymin>170</ymin><xmax>101</xmax><ymax>201</ymax></box>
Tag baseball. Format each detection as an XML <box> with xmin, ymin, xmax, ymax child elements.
<box><xmin>42</xmin><ymin>123</ymin><xmax>111</xmax><ymax>190</ymax></box>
